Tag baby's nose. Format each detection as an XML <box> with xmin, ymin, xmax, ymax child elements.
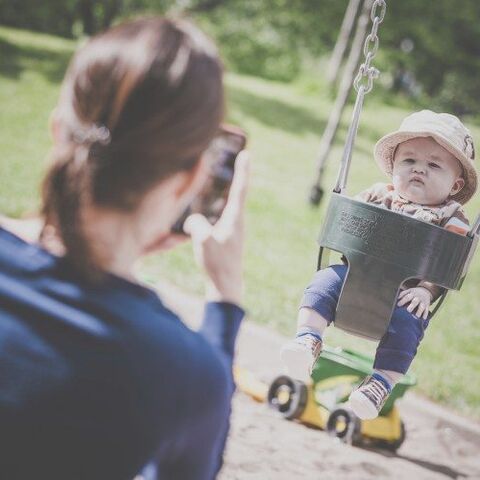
<box><xmin>412</xmin><ymin>164</ymin><xmax>426</xmax><ymax>173</ymax></box>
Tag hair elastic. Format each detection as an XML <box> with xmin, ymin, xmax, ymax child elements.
<box><xmin>73</xmin><ymin>124</ymin><xmax>111</xmax><ymax>146</ymax></box>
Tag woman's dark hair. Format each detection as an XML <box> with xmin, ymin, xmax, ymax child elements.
<box><xmin>41</xmin><ymin>17</ymin><xmax>224</xmax><ymax>279</ymax></box>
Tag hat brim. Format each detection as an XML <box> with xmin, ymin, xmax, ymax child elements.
<box><xmin>374</xmin><ymin>130</ymin><xmax>477</xmax><ymax>204</ymax></box>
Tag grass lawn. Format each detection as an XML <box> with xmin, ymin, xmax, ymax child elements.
<box><xmin>1</xmin><ymin>25</ymin><xmax>479</xmax><ymax>419</ymax></box>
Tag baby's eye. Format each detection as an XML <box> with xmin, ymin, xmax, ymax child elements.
<box><xmin>402</xmin><ymin>158</ymin><xmax>415</xmax><ymax>164</ymax></box>
<box><xmin>429</xmin><ymin>162</ymin><xmax>441</xmax><ymax>169</ymax></box>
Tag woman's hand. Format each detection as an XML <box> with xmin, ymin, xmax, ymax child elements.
<box><xmin>397</xmin><ymin>286</ymin><xmax>432</xmax><ymax>320</ymax></box>
<box><xmin>184</xmin><ymin>151</ymin><xmax>250</xmax><ymax>306</ymax></box>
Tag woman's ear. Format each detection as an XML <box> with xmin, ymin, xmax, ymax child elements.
<box><xmin>450</xmin><ymin>177</ymin><xmax>465</xmax><ymax>196</ymax></box>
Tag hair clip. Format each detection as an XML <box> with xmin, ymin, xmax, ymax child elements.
<box><xmin>73</xmin><ymin>124</ymin><xmax>111</xmax><ymax>146</ymax></box>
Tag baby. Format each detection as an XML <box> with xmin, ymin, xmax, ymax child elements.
<box><xmin>281</xmin><ymin>110</ymin><xmax>477</xmax><ymax>420</ymax></box>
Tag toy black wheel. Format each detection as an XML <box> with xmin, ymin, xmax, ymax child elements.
<box><xmin>267</xmin><ymin>375</ymin><xmax>308</xmax><ymax>420</ymax></box>
<box><xmin>326</xmin><ymin>406</ymin><xmax>362</xmax><ymax>445</ymax></box>
<box><xmin>309</xmin><ymin>185</ymin><xmax>324</xmax><ymax>206</ymax></box>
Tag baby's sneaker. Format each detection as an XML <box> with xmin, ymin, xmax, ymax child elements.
<box><xmin>280</xmin><ymin>332</ymin><xmax>323</xmax><ymax>382</ymax></box>
<box><xmin>348</xmin><ymin>373</ymin><xmax>392</xmax><ymax>420</ymax></box>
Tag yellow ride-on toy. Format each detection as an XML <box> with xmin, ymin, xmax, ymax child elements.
<box><xmin>266</xmin><ymin>345</ymin><xmax>415</xmax><ymax>451</ymax></box>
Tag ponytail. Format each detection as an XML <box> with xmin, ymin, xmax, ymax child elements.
<box><xmin>41</xmin><ymin>143</ymin><xmax>101</xmax><ymax>281</ymax></box>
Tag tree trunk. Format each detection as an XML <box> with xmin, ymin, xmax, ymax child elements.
<box><xmin>102</xmin><ymin>0</ymin><xmax>123</xmax><ymax>30</ymax></box>
<box><xmin>79</xmin><ymin>0</ymin><xmax>95</xmax><ymax>35</ymax></box>
<box><xmin>327</xmin><ymin>0</ymin><xmax>362</xmax><ymax>86</ymax></box>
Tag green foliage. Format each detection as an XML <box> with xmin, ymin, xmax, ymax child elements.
<box><xmin>434</xmin><ymin>71</ymin><xmax>480</xmax><ymax>116</ymax></box>
<box><xmin>193</xmin><ymin>0</ymin><xmax>349</xmax><ymax>82</ymax></box>
<box><xmin>1</xmin><ymin>1</ymin><xmax>479</xmax><ymax>113</ymax></box>
<box><xmin>0</xmin><ymin>0</ymin><xmax>171</xmax><ymax>37</ymax></box>
<box><xmin>0</xmin><ymin>0</ymin><xmax>77</xmax><ymax>37</ymax></box>
<box><xmin>196</xmin><ymin>4</ymin><xmax>302</xmax><ymax>81</ymax></box>
<box><xmin>378</xmin><ymin>0</ymin><xmax>480</xmax><ymax>115</ymax></box>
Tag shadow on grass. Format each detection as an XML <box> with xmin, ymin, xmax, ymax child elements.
<box><xmin>0</xmin><ymin>36</ymin><xmax>72</xmax><ymax>84</ymax></box>
<box><xmin>227</xmin><ymin>84</ymin><xmax>383</xmax><ymax>161</ymax></box>
<box><xmin>227</xmin><ymin>84</ymin><xmax>327</xmax><ymax>135</ymax></box>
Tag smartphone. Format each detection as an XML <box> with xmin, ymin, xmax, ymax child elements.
<box><xmin>171</xmin><ymin>124</ymin><xmax>247</xmax><ymax>234</ymax></box>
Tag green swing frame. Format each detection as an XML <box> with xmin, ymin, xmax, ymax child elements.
<box><xmin>317</xmin><ymin>193</ymin><xmax>479</xmax><ymax>340</ymax></box>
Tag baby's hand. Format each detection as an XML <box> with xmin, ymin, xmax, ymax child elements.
<box><xmin>397</xmin><ymin>287</ymin><xmax>432</xmax><ymax>320</ymax></box>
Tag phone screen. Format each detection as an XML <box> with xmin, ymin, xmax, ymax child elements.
<box><xmin>172</xmin><ymin>125</ymin><xmax>247</xmax><ymax>234</ymax></box>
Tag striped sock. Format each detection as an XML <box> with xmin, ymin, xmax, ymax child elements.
<box><xmin>374</xmin><ymin>369</ymin><xmax>403</xmax><ymax>390</ymax></box>
<box><xmin>296</xmin><ymin>327</ymin><xmax>323</xmax><ymax>342</ymax></box>
<box><xmin>372</xmin><ymin>372</ymin><xmax>393</xmax><ymax>393</ymax></box>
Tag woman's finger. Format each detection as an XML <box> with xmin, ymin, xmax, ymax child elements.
<box><xmin>416</xmin><ymin>303</ymin><xmax>425</xmax><ymax>318</ymax></box>
<box><xmin>184</xmin><ymin>213</ymin><xmax>212</xmax><ymax>241</ymax></box>
<box><xmin>219</xmin><ymin>150</ymin><xmax>250</xmax><ymax>228</ymax></box>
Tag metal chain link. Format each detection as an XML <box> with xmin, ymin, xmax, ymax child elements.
<box><xmin>353</xmin><ymin>0</ymin><xmax>387</xmax><ymax>94</ymax></box>
<box><xmin>334</xmin><ymin>0</ymin><xmax>387</xmax><ymax>193</ymax></box>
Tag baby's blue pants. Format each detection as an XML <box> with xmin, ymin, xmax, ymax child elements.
<box><xmin>301</xmin><ymin>264</ymin><xmax>430</xmax><ymax>374</ymax></box>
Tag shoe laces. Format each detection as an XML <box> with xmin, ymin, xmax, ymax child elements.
<box><xmin>359</xmin><ymin>376</ymin><xmax>389</xmax><ymax>409</ymax></box>
<box><xmin>297</xmin><ymin>333</ymin><xmax>322</xmax><ymax>357</ymax></box>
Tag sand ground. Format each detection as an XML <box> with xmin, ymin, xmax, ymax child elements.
<box><xmin>156</xmin><ymin>281</ymin><xmax>480</xmax><ymax>480</ymax></box>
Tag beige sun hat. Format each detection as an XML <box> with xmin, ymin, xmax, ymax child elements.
<box><xmin>374</xmin><ymin>109</ymin><xmax>477</xmax><ymax>204</ymax></box>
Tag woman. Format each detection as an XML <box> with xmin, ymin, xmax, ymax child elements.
<box><xmin>0</xmin><ymin>17</ymin><xmax>248</xmax><ymax>479</ymax></box>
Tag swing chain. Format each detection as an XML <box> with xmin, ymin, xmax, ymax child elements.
<box><xmin>354</xmin><ymin>0</ymin><xmax>386</xmax><ymax>94</ymax></box>
<box><xmin>334</xmin><ymin>0</ymin><xmax>387</xmax><ymax>193</ymax></box>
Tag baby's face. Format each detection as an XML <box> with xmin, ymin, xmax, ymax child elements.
<box><xmin>392</xmin><ymin>137</ymin><xmax>465</xmax><ymax>205</ymax></box>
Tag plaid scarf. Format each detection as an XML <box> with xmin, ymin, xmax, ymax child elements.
<box><xmin>356</xmin><ymin>183</ymin><xmax>470</xmax><ymax>235</ymax></box>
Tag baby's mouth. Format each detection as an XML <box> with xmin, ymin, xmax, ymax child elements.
<box><xmin>410</xmin><ymin>176</ymin><xmax>424</xmax><ymax>185</ymax></box>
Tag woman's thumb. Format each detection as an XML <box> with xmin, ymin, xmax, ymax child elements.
<box><xmin>183</xmin><ymin>213</ymin><xmax>212</xmax><ymax>242</ymax></box>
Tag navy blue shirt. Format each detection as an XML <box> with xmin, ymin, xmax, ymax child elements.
<box><xmin>0</xmin><ymin>227</ymin><xmax>244</xmax><ymax>479</ymax></box>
